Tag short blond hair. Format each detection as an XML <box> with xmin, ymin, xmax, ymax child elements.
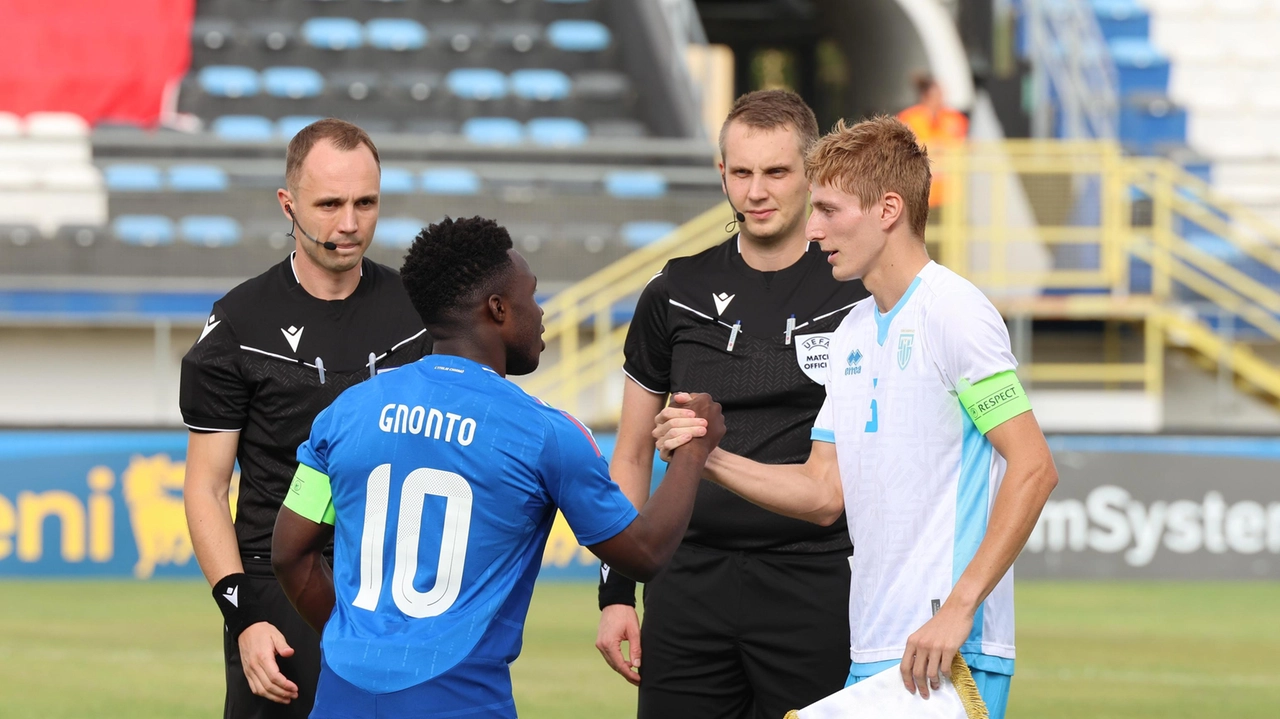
<box><xmin>718</xmin><ymin>89</ymin><xmax>819</xmax><ymax>162</ymax></box>
<box><xmin>286</xmin><ymin>118</ymin><xmax>380</xmax><ymax>191</ymax></box>
<box><xmin>805</xmin><ymin>116</ymin><xmax>931</xmax><ymax>237</ymax></box>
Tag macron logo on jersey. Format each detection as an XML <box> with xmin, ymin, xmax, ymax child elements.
<box><xmin>282</xmin><ymin>325</ymin><xmax>304</xmax><ymax>352</ymax></box>
<box><xmin>713</xmin><ymin>292</ymin><xmax>736</xmax><ymax>316</ymax></box>
<box><xmin>198</xmin><ymin>315</ymin><xmax>220</xmax><ymax>343</ymax></box>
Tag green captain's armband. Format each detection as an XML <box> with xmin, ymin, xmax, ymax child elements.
<box><xmin>283</xmin><ymin>464</ymin><xmax>336</xmax><ymax>525</ymax></box>
<box><xmin>957</xmin><ymin>370</ymin><xmax>1032</xmax><ymax>434</ymax></box>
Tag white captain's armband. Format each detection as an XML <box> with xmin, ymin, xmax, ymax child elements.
<box><xmin>957</xmin><ymin>370</ymin><xmax>1032</xmax><ymax>434</ymax></box>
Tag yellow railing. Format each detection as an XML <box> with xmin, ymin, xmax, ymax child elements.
<box><xmin>518</xmin><ymin>202</ymin><xmax>734</xmax><ymax>417</ymax></box>
<box><xmin>525</xmin><ymin>140</ymin><xmax>1280</xmax><ymax>424</ymax></box>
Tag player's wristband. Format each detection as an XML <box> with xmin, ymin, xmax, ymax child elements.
<box><xmin>597</xmin><ymin>563</ymin><xmax>637</xmax><ymax>610</ymax></box>
<box><xmin>212</xmin><ymin>573</ymin><xmax>269</xmax><ymax>640</ymax></box>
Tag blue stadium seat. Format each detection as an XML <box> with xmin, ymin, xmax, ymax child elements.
<box><xmin>278</xmin><ymin>116</ymin><xmax>325</xmax><ymax>139</ymax></box>
<box><xmin>365</xmin><ymin>19</ymin><xmax>427</xmax><ymax>51</ymax></box>
<box><xmin>510</xmin><ymin>69</ymin><xmax>571</xmax><ymax>101</ymax></box>
<box><xmin>198</xmin><ymin>66</ymin><xmax>260</xmax><ymax>98</ymax></box>
<box><xmin>180</xmin><ymin>216</ymin><xmax>242</xmax><ymax>247</ymax></box>
<box><xmin>421</xmin><ymin>168</ymin><xmax>482</xmax><ymax>195</ymax></box>
<box><xmin>447</xmin><ymin>69</ymin><xmax>509</xmax><ymax>100</ymax></box>
<box><xmin>546</xmin><ymin>20</ymin><xmax>611</xmax><ymax>52</ymax></box>
<box><xmin>113</xmin><ymin>215</ymin><xmax>176</xmax><ymax>246</ymax></box>
<box><xmin>211</xmin><ymin>115</ymin><xmax>275</xmax><ymax>141</ymax></box>
<box><xmin>380</xmin><ymin>167</ymin><xmax>416</xmax><ymax>194</ymax></box>
<box><xmin>104</xmin><ymin>165</ymin><xmax>163</xmax><ymax>192</ymax></box>
<box><xmin>527</xmin><ymin>117</ymin><xmax>587</xmax><ymax>146</ymax></box>
<box><xmin>604</xmin><ymin>171</ymin><xmax>668</xmax><ymax>199</ymax></box>
<box><xmin>1092</xmin><ymin>0</ymin><xmax>1149</xmax><ymax>42</ymax></box>
<box><xmin>262</xmin><ymin>67</ymin><xmax>325</xmax><ymax>99</ymax></box>
<box><xmin>462</xmin><ymin>117</ymin><xmax>524</xmax><ymax>145</ymax></box>
<box><xmin>302</xmin><ymin>18</ymin><xmax>365</xmax><ymax>50</ymax></box>
<box><xmin>375</xmin><ymin>217</ymin><xmax>425</xmax><ymax>248</ymax></box>
<box><xmin>1109</xmin><ymin>37</ymin><xmax>1169</xmax><ymax>96</ymax></box>
<box><xmin>621</xmin><ymin>221</ymin><xmax>676</xmax><ymax>248</ymax></box>
<box><xmin>168</xmin><ymin>165</ymin><xmax>229</xmax><ymax>192</ymax></box>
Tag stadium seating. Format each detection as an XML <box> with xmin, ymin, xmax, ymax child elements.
<box><xmin>463</xmin><ymin>117</ymin><xmax>524</xmax><ymax>144</ymax></box>
<box><xmin>605</xmin><ymin>171</ymin><xmax>668</xmax><ymax>199</ymax></box>
<box><xmin>169</xmin><ymin>165</ymin><xmax>230</xmax><ymax>193</ymax></box>
<box><xmin>447</xmin><ymin>69</ymin><xmax>509</xmax><ymax>101</ymax></box>
<box><xmin>374</xmin><ymin>217</ymin><xmax>426</xmax><ymax>247</ymax></box>
<box><xmin>105</xmin><ymin>165</ymin><xmax>164</xmax><ymax>192</ymax></box>
<box><xmin>365</xmin><ymin>19</ymin><xmax>428</xmax><ymax>51</ymax></box>
<box><xmin>302</xmin><ymin>18</ymin><xmax>365</xmax><ymax>50</ymax></box>
<box><xmin>527</xmin><ymin>117</ymin><xmax>587</xmax><ymax>146</ymax></box>
<box><xmin>379</xmin><ymin>167</ymin><xmax>416</xmax><ymax>194</ymax></box>
<box><xmin>113</xmin><ymin>215</ymin><xmax>175</xmax><ymax>246</ymax></box>
<box><xmin>421</xmin><ymin>168</ymin><xmax>482</xmax><ymax>195</ymax></box>
<box><xmin>262</xmin><ymin>67</ymin><xmax>325</xmax><ymax>99</ymax></box>
<box><xmin>546</xmin><ymin>20</ymin><xmax>611</xmax><ymax>52</ymax></box>
<box><xmin>199</xmin><ymin>66</ymin><xmax>260</xmax><ymax>98</ymax></box>
<box><xmin>180</xmin><ymin>215</ymin><xmax>242</xmax><ymax>247</ymax></box>
<box><xmin>620</xmin><ymin>221</ymin><xmax>677</xmax><ymax>248</ymax></box>
<box><xmin>211</xmin><ymin>115</ymin><xmax>275</xmax><ymax>141</ymax></box>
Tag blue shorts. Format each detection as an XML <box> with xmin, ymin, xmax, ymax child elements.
<box><xmin>845</xmin><ymin>664</ymin><xmax>1010</xmax><ymax>719</ymax></box>
<box><xmin>311</xmin><ymin>655</ymin><xmax>516</xmax><ymax>719</ymax></box>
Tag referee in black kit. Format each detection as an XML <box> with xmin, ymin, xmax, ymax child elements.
<box><xmin>595</xmin><ymin>91</ymin><xmax>869</xmax><ymax>717</ymax></box>
<box><xmin>180</xmin><ymin>119</ymin><xmax>430</xmax><ymax>718</ymax></box>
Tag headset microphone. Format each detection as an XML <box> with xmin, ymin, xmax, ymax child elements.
<box><xmin>720</xmin><ymin>173</ymin><xmax>747</xmax><ymax>228</ymax></box>
<box><xmin>286</xmin><ymin>205</ymin><xmax>337</xmax><ymax>251</ymax></box>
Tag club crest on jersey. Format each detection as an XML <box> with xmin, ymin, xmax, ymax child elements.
<box><xmin>794</xmin><ymin>333</ymin><xmax>832</xmax><ymax>384</ymax></box>
<box><xmin>845</xmin><ymin>348</ymin><xmax>863</xmax><ymax>376</ymax></box>
<box><xmin>897</xmin><ymin>331</ymin><xmax>915</xmax><ymax>370</ymax></box>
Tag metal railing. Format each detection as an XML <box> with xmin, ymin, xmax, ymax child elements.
<box><xmin>1024</xmin><ymin>0</ymin><xmax>1119</xmax><ymax>139</ymax></box>
<box><xmin>525</xmin><ymin>140</ymin><xmax>1280</xmax><ymax>424</ymax></box>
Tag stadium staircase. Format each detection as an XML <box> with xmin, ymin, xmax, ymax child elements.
<box><xmin>520</xmin><ymin>140</ymin><xmax>1280</xmax><ymax>429</ymax></box>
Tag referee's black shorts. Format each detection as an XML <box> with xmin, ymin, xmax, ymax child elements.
<box><xmin>638</xmin><ymin>543</ymin><xmax>851</xmax><ymax>719</ymax></box>
<box><xmin>222</xmin><ymin>559</ymin><xmax>321</xmax><ymax>719</ymax></box>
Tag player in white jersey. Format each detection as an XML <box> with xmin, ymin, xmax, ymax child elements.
<box><xmin>652</xmin><ymin>116</ymin><xmax>1057</xmax><ymax>718</ymax></box>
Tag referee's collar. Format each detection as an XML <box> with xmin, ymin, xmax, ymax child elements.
<box><xmin>289</xmin><ymin>251</ymin><xmax>364</xmax><ymax>285</ymax></box>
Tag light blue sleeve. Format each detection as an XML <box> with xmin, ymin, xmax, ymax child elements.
<box><xmin>539</xmin><ymin>411</ymin><xmax>639</xmax><ymax>546</ymax></box>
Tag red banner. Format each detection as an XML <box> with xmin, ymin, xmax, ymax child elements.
<box><xmin>0</xmin><ymin>0</ymin><xmax>194</xmax><ymax>126</ymax></box>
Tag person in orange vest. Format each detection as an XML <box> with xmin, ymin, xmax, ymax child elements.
<box><xmin>897</xmin><ymin>74</ymin><xmax>968</xmax><ymax>212</ymax></box>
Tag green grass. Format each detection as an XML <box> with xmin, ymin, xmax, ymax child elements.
<box><xmin>1</xmin><ymin>580</ymin><xmax>1278</xmax><ymax>718</ymax></box>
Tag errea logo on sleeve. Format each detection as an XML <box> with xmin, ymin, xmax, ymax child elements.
<box><xmin>845</xmin><ymin>349</ymin><xmax>863</xmax><ymax>376</ymax></box>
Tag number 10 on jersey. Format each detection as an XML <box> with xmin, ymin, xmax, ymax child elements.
<box><xmin>351</xmin><ymin>464</ymin><xmax>475</xmax><ymax>619</ymax></box>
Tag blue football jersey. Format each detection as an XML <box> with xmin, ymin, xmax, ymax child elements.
<box><xmin>291</xmin><ymin>355</ymin><xmax>637</xmax><ymax>709</ymax></box>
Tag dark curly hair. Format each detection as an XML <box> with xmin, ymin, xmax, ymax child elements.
<box><xmin>400</xmin><ymin>216</ymin><xmax>514</xmax><ymax>326</ymax></box>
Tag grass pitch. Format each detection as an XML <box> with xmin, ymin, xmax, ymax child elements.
<box><xmin>0</xmin><ymin>580</ymin><xmax>1277</xmax><ymax>718</ymax></box>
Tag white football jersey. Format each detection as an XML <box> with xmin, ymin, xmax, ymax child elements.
<box><xmin>813</xmin><ymin>261</ymin><xmax>1019</xmax><ymax>676</ymax></box>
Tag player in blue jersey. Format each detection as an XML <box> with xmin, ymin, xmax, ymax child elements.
<box><xmin>270</xmin><ymin>216</ymin><xmax>726</xmax><ymax>719</ymax></box>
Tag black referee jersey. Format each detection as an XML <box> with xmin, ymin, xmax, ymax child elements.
<box><xmin>624</xmin><ymin>236</ymin><xmax>869</xmax><ymax>552</ymax></box>
<box><xmin>180</xmin><ymin>253</ymin><xmax>431</xmax><ymax>561</ymax></box>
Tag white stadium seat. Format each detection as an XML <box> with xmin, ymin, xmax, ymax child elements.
<box><xmin>24</xmin><ymin>112</ymin><xmax>90</xmax><ymax>138</ymax></box>
<box><xmin>39</xmin><ymin>165</ymin><xmax>103</xmax><ymax>191</ymax></box>
<box><xmin>0</xmin><ymin>113</ymin><xmax>21</xmax><ymax>137</ymax></box>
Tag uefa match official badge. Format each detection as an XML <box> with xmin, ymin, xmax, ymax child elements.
<box><xmin>794</xmin><ymin>333</ymin><xmax>833</xmax><ymax>384</ymax></box>
<box><xmin>898</xmin><ymin>330</ymin><xmax>915</xmax><ymax>370</ymax></box>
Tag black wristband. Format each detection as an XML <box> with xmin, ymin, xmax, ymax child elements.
<box><xmin>597</xmin><ymin>562</ymin><xmax>637</xmax><ymax>610</ymax></box>
<box><xmin>213</xmin><ymin>573</ymin><xmax>269</xmax><ymax>640</ymax></box>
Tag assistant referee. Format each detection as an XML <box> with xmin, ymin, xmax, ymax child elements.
<box><xmin>180</xmin><ymin>119</ymin><xmax>431</xmax><ymax>718</ymax></box>
<box><xmin>595</xmin><ymin>91</ymin><xmax>870</xmax><ymax>718</ymax></box>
